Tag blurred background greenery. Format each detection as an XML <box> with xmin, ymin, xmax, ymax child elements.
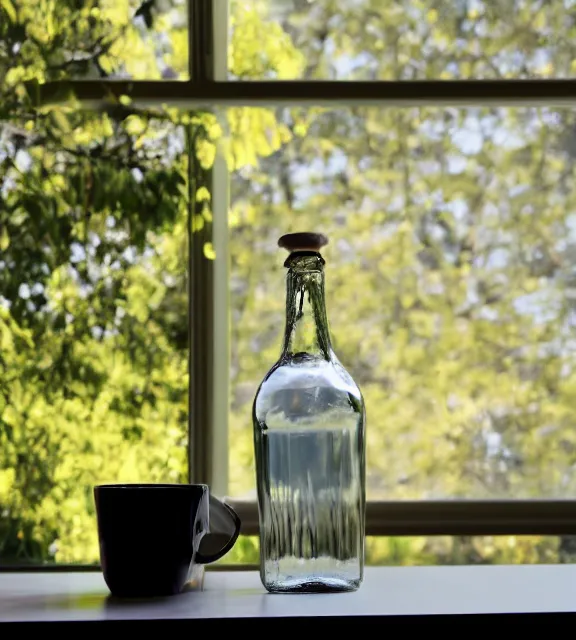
<box><xmin>3</xmin><ymin>0</ymin><xmax>576</xmax><ymax>566</ymax></box>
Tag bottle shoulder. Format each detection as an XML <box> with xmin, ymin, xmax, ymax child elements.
<box><xmin>259</xmin><ymin>356</ymin><xmax>361</xmax><ymax>393</ymax></box>
<box><xmin>253</xmin><ymin>356</ymin><xmax>364</xmax><ymax>427</ymax></box>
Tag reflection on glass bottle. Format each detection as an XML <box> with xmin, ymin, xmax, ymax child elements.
<box><xmin>253</xmin><ymin>233</ymin><xmax>366</xmax><ymax>593</ymax></box>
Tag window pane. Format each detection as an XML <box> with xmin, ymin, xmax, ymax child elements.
<box><xmin>227</xmin><ymin>105</ymin><xmax>576</xmax><ymax>500</ymax></box>
<box><xmin>229</xmin><ymin>0</ymin><xmax>576</xmax><ymax>80</ymax></box>
<box><xmin>220</xmin><ymin>535</ymin><xmax>576</xmax><ymax>565</ymax></box>
<box><xmin>1</xmin><ymin>0</ymin><xmax>188</xmax><ymax>82</ymax></box>
<box><xmin>0</xmin><ymin>107</ymin><xmax>190</xmax><ymax>564</ymax></box>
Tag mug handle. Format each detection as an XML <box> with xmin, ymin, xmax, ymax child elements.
<box><xmin>195</xmin><ymin>495</ymin><xmax>242</xmax><ymax>564</ymax></box>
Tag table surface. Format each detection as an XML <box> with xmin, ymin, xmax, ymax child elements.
<box><xmin>0</xmin><ymin>565</ymin><xmax>575</xmax><ymax>624</ymax></box>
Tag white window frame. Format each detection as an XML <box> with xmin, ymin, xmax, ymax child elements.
<box><xmin>37</xmin><ymin>0</ymin><xmax>576</xmax><ymax>538</ymax></box>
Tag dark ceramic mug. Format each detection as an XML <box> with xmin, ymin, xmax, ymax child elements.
<box><xmin>94</xmin><ymin>484</ymin><xmax>241</xmax><ymax>597</ymax></box>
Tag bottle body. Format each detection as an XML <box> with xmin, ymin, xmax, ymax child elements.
<box><xmin>253</xmin><ymin>250</ymin><xmax>366</xmax><ymax>593</ymax></box>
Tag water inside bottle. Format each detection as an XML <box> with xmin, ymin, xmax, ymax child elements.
<box><xmin>257</xmin><ymin>416</ymin><xmax>364</xmax><ymax>592</ymax></box>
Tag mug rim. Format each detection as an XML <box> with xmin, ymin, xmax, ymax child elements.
<box><xmin>94</xmin><ymin>483</ymin><xmax>208</xmax><ymax>490</ymax></box>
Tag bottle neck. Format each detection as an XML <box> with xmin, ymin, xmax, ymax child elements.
<box><xmin>281</xmin><ymin>253</ymin><xmax>333</xmax><ymax>361</ymax></box>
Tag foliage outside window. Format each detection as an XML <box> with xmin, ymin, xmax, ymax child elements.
<box><xmin>2</xmin><ymin>0</ymin><xmax>576</xmax><ymax>566</ymax></box>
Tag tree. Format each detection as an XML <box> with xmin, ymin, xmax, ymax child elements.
<box><xmin>2</xmin><ymin>0</ymin><xmax>576</xmax><ymax>566</ymax></box>
<box><xmin>0</xmin><ymin>0</ymin><xmax>303</xmax><ymax>563</ymax></box>
<box><xmin>0</xmin><ymin>0</ymin><xmax>192</xmax><ymax>562</ymax></box>
<box><xmin>227</xmin><ymin>0</ymin><xmax>576</xmax><ymax>564</ymax></box>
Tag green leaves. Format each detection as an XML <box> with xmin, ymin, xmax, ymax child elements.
<box><xmin>225</xmin><ymin>1</ymin><xmax>576</xmax><ymax>573</ymax></box>
<box><xmin>195</xmin><ymin>186</ymin><xmax>211</xmax><ymax>202</ymax></box>
<box><xmin>0</xmin><ymin>226</ymin><xmax>9</xmax><ymax>251</ymax></box>
<box><xmin>0</xmin><ymin>0</ymin><xmax>17</xmax><ymax>23</ymax></box>
<box><xmin>203</xmin><ymin>242</ymin><xmax>216</xmax><ymax>260</ymax></box>
<box><xmin>0</xmin><ymin>102</ymin><xmax>192</xmax><ymax>562</ymax></box>
<box><xmin>3</xmin><ymin>0</ymin><xmax>576</xmax><ymax>569</ymax></box>
<box><xmin>50</xmin><ymin>108</ymin><xmax>71</xmax><ymax>133</ymax></box>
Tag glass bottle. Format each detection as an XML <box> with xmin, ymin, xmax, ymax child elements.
<box><xmin>253</xmin><ymin>232</ymin><xmax>366</xmax><ymax>593</ymax></box>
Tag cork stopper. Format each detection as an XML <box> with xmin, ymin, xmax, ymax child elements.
<box><xmin>278</xmin><ymin>232</ymin><xmax>328</xmax><ymax>253</ymax></box>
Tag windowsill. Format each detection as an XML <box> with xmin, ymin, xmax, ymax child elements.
<box><xmin>0</xmin><ymin>565</ymin><xmax>574</xmax><ymax>627</ymax></box>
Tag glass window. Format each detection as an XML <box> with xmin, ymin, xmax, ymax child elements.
<box><xmin>227</xmin><ymin>104</ymin><xmax>576</xmax><ymax>501</ymax></box>
<box><xmin>0</xmin><ymin>107</ymin><xmax>189</xmax><ymax>564</ymax></box>
<box><xmin>229</xmin><ymin>0</ymin><xmax>576</xmax><ymax>80</ymax></box>
<box><xmin>1</xmin><ymin>0</ymin><xmax>188</xmax><ymax>83</ymax></box>
<box><xmin>4</xmin><ymin>0</ymin><xmax>576</xmax><ymax>568</ymax></box>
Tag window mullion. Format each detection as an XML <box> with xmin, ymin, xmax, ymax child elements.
<box><xmin>188</xmin><ymin>0</ymin><xmax>230</xmax><ymax>491</ymax></box>
<box><xmin>189</xmin><ymin>0</ymin><xmax>214</xmax><ymax>83</ymax></box>
<box><xmin>210</xmin><ymin>153</ymin><xmax>230</xmax><ymax>497</ymax></box>
<box><xmin>187</xmin><ymin>124</ymin><xmax>214</xmax><ymax>486</ymax></box>
<box><xmin>228</xmin><ymin>500</ymin><xmax>576</xmax><ymax>537</ymax></box>
<box><xmin>209</xmin><ymin>0</ymin><xmax>230</xmax><ymax>497</ymax></box>
<box><xmin>187</xmin><ymin>0</ymin><xmax>217</xmax><ymax>485</ymax></box>
<box><xmin>37</xmin><ymin>79</ymin><xmax>576</xmax><ymax>108</ymax></box>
